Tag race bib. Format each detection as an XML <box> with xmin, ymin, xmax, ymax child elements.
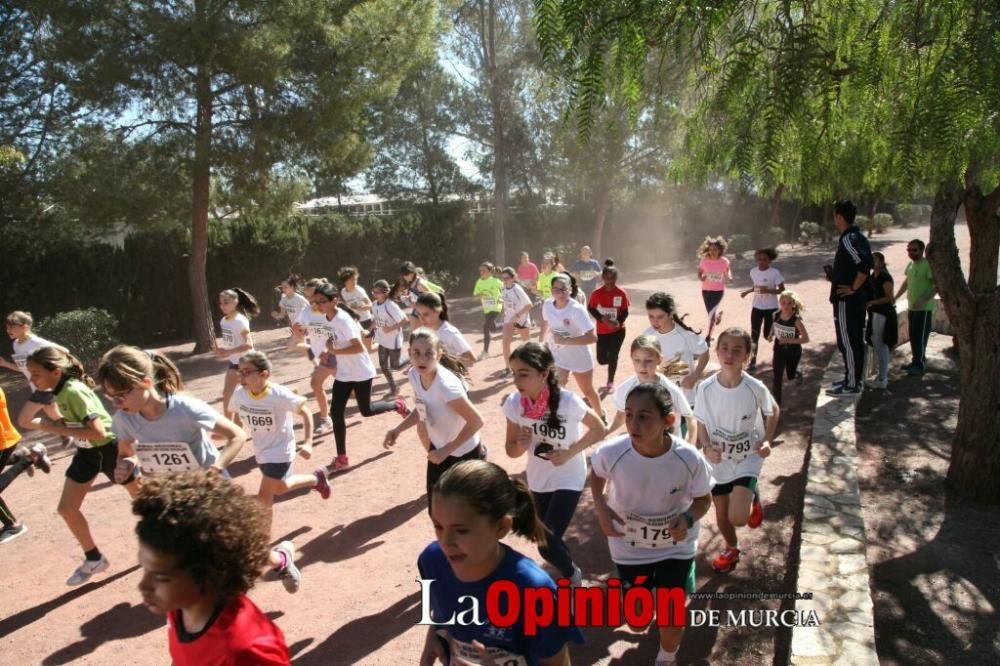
<box><xmin>612</xmin><ymin>296</ymin><xmax>623</xmax><ymax>307</ymax></box>
<box><xmin>441</xmin><ymin>633</ymin><xmax>528</xmax><ymax>666</ymax></box>
<box><xmin>597</xmin><ymin>306</ymin><xmax>617</xmax><ymax>319</ymax></box>
<box><xmin>713</xmin><ymin>433</ymin><xmax>754</xmax><ymax>461</ymax></box>
<box><xmin>481</xmin><ymin>297</ymin><xmax>499</xmax><ymax>310</ymax></box>
<box><xmin>415</xmin><ymin>400</ymin><xmax>428</xmax><ymax>423</ymax></box>
<box><xmin>578</xmin><ymin>270</ymin><xmax>597</xmax><ymax>282</ymax></box>
<box><xmin>706</xmin><ymin>271</ymin><xmax>724</xmax><ymax>283</ymax></box>
<box><xmin>221</xmin><ymin>329</ymin><xmax>235</xmax><ymax>347</ymax></box>
<box><xmin>624</xmin><ymin>512</ymin><xmax>679</xmax><ymax>549</ymax></box>
<box><xmin>64</xmin><ymin>421</ymin><xmax>94</xmax><ymax>448</ymax></box>
<box><xmin>135</xmin><ymin>442</ymin><xmax>199</xmax><ymax>474</ymax></box>
<box><xmin>774</xmin><ymin>323</ymin><xmax>797</xmax><ymax>339</ymax></box>
<box><xmin>240</xmin><ymin>407</ymin><xmax>277</xmax><ymax>433</ymax></box>
<box><xmin>13</xmin><ymin>353</ymin><xmax>27</xmax><ymax>372</ymax></box>
<box><xmin>309</xmin><ymin>324</ymin><xmax>330</xmax><ymax>341</ymax></box>
<box><xmin>754</xmin><ymin>286</ymin><xmax>766</xmax><ymax>294</ymax></box>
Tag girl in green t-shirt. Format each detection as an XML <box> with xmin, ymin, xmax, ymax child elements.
<box><xmin>472</xmin><ymin>262</ymin><xmax>504</xmax><ymax>361</ymax></box>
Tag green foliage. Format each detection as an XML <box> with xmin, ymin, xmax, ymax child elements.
<box><xmin>896</xmin><ymin>203</ymin><xmax>931</xmax><ymax>227</ymax></box>
<box><xmin>762</xmin><ymin>227</ymin><xmax>785</xmax><ymax>249</ymax></box>
<box><xmin>727</xmin><ymin>234</ymin><xmax>752</xmax><ymax>258</ymax></box>
<box><xmin>35</xmin><ymin>308</ymin><xmax>119</xmax><ymax>367</ymax></box>
<box><xmin>798</xmin><ymin>221</ymin><xmax>822</xmax><ymax>245</ymax></box>
<box><xmin>872</xmin><ymin>213</ymin><xmax>893</xmax><ymax>234</ymax></box>
<box><xmin>856</xmin><ymin>215</ymin><xmax>872</xmax><ymax>236</ymax></box>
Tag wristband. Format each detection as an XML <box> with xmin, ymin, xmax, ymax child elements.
<box><xmin>683</xmin><ymin>511</ymin><xmax>694</xmax><ymax>528</ymax></box>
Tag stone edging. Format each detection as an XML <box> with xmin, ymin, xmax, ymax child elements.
<box><xmin>789</xmin><ymin>360</ymin><xmax>879</xmax><ymax>665</ymax></box>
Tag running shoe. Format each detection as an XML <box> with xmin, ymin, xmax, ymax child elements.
<box><xmin>868</xmin><ymin>378</ymin><xmax>888</xmax><ymax>390</ymax></box>
<box><xmin>714</xmin><ymin>309</ymin><xmax>724</xmax><ymax>326</ymax></box>
<box><xmin>502</xmin><ymin>368</ymin><xmax>512</xmax><ymax>378</ymax></box>
<box><xmin>331</xmin><ymin>454</ymin><xmax>350</xmax><ymax>472</ymax></box>
<box><xmin>906</xmin><ymin>365</ymin><xmax>925</xmax><ymax>376</ymax></box>
<box><xmin>9</xmin><ymin>448</ymin><xmax>33</xmax><ymax>477</ymax></box>
<box><xmin>315</xmin><ymin>417</ymin><xmax>334</xmax><ymax>436</ymax></box>
<box><xmin>826</xmin><ymin>384</ymin><xmax>861</xmax><ymax>397</ymax></box>
<box><xmin>0</xmin><ymin>524</ymin><xmax>28</xmax><ymax>545</ymax></box>
<box><xmin>274</xmin><ymin>541</ymin><xmax>301</xmax><ymax>594</ymax></box>
<box><xmin>29</xmin><ymin>443</ymin><xmax>52</xmax><ymax>473</ymax></box>
<box><xmin>313</xmin><ymin>468</ymin><xmax>331</xmax><ymax>499</ymax></box>
<box><xmin>479</xmin><ymin>350</ymin><xmax>489</xmax><ymax>361</ymax></box>
<box><xmin>67</xmin><ymin>555</ymin><xmax>110</xmax><ymax>586</ymax></box>
<box><xmin>830</xmin><ymin>377</ymin><xmax>848</xmax><ymax>389</ymax></box>
<box><xmin>654</xmin><ymin>653</ymin><xmax>677</xmax><ymax>666</ymax></box>
<box><xmin>748</xmin><ymin>492</ymin><xmax>763</xmax><ymax>528</ymax></box>
<box><xmin>394</xmin><ymin>398</ymin><xmax>411</xmax><ymax>418</ymax></box>
<box><xmin>712</xmin><ymin>547</ymin><xmax>740</xmax><ymax>573</ymax></box>
<box><xmin>297</xmin><ymin>440</ymin><xmax>313</xmax><ymax>460</ymax></box>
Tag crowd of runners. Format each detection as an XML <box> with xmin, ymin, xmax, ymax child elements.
<box><xmin>0</xmin><ymin>204</ymin><xmax>932</xmax><ymax>665</ymax></box>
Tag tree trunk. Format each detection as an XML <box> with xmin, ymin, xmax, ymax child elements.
<box><xmin>765</xmin><ymin>184</ymin><xmax>784</xmax><ymax>241</ymax></box>
<box><xmin>189</xmin><ymin>51</ymin><xmax>216</xmax><ymax>353</ymax></box>
<box><xmin>592</xmin><ymin>183</ymin><xmax>611</xmax><ymax>259</ymax></box>
<box><xmin>927</xmin><ymin>180</ymin><xmax>1000</xmax><ymax>503</ymax></box>
<box><xmin>485</xmin><ymin>0</ymin><xmax>507</xmax><ymax>264</ymax></box>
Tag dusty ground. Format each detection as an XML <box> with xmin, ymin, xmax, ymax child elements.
<box><xmin>0</xmin><ymin>222</ymin><xmax>967</xmax><ymax>665</ymax></box>
<box><xmin>856</xmin><ymin>335</ymin><xmax>1000</xmax><ymax>666</ymax></box>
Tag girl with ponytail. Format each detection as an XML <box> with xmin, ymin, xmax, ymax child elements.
<box><xmin>383</xmin><ymin>328</ymin><xmax>484</xmax><ymax>510</ymax></box>
<box><xmin>24</xmin><ymin>346</ymin><xmax>141</xmax><ymax>586</ymax></box>
<box><xmin>414</xmin><ymin>291</ymin><xmax>476</xmax><ymax>366</ymax></box>
<box><xmin>502</xmin><ymin>342</ymin><xmax>607</xmax><ymax>586</ymax></box>
<box><xmin>216</xmin><ymin>287</ymin><xmax>260</xmax><ymax>422</ymax></box>
<box><xmin>418</xmin><ymin>459</ymin><xmax>583</xmax><ymax>665</ymax></box>
<box><xmin>643</xmin><ymin>292</ymin><xmax>710</xmax><ymax>408</ymax></box>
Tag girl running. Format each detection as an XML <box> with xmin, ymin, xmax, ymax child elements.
<box><xmin>371</xmin><ymin>279</ymin><xmax>408</xmax><ymax>398</ymax></box>
<box><xmin>539</xmin><ymin>273</ymin><xmax>603</xmax><ymax>415</ymax></box>
<box><xmin>533</xmin><ymin>255</ymin><xmax>558</xmax><ymax>335</ymax></box>
<box><xmin>572</xmin><ymin>245</ymin><xmax>603</xmax><ymax>296</ymax></box>
<box><xmin>768</xmin><ymin>291</ymin><xmax>810</xmax><ymax>404</ymax></box>
<box><xmin>516</xmin><ymin>251</ymin><xmax>540</xmax><ymax>295</ymax></box>
<box><xmin>400</xmin><ymin>261</ymin><xmax>433</xmax><ymax>317</ymax></box>
<box><xmin>696</xmin><ymin>236</ymin><xmax>731</xmax><ymax>340</ymax></box>
<box><xmin>22</xmin><ymin>347</ymin><xmax>141</xmax><ymax>585</ymax></box>
<box><xmin>383</xmin><ymin>328</ymin><xmax>485</xmax><ymax>508</ymax></box>
<box><xmin>134</xmin><ymin>471</ymin><xmax>291</xmax><ymax>665</ymax></box>
<box><xmin>290</xmin><ymin>278</ymin><xmax>336</xmax><ymax>434</ymax></box>
<box><xmin>499</xmin><ymin>266</ymin><xmax>533</xmax><ymax>377</ymax></box>
<box><xmin>270</xmin><ymin>275</ymin><xmax>310</xmax><ymax>338</ymax></box>
<box><xmin>229</xmin><ymin>351</ymin><xmax>331</xmax><ymax>593</ymax></box>
<box><xmin>418</xmin><ymin>459</ymin><xmax>584</xmax><ymax>665</ymax></box>
<box><xmin>311</xmin><ymin>282</ymin><xmax>409</xmax><ymax>472</ymax></box>
<box><xmin>644</xmin><ymin>292</ymin><xmax>710</xmax><ymax>408</ymax></box>
<box><xmin>215</xmin><ymin>288</ymin><xmax>259</xmax><ymax>422</ymax></box>
<box><xmin>739</xmin><ymin>248</ymin><xmax>785</xmax><ymax>371</ymax></box>
<box><xmin>2</xmin><ymin>311</ymin><xmax>73</xmax><ymax>437</ymax></box>
<box><xmin>590</xmin><ymin>383</ymin><xmax>714</xmax><ymax>666</ymax></box>
<box><xmin>0</xmin><ymin>385</ymin><xmax>51</xmax><ymax>544</ymax></box>
<box><xmin>588</xmin><ymin>260</ymin><xmax>630</xmax><ymax>394</ymax></box>
<box><xmin>694</xmin><ymin>327</ymin><xmax>780</xmax><ymax>573</ymax></box>
<box><xmin>472</xmin><ymin>262</ymin><xmax>504</xmax><ymax>361</ymax></box>
<box><xmin>609</xmin><ymin>336</ymin><xmax>698</xmax><ymax>444</ymax></box>
<box><xmin>414</xmin><ymin>292</ymin><xmax>476</xmax><ymax>366</ymax></box>
<box><xmin>502</xmin><ymin>342</ymin><xmax>607</xmax><ymax>585</ymax></box>
<box><xmin>338</xmin><ymin>266</ymin><xmax>376</xmax><ymax>352</ymax></box>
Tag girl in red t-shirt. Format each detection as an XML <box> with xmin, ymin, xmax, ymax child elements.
<box><xmin>587</xmin><ymin>260</ymin><xmax>630</xmax><ymax>394</ymax></box>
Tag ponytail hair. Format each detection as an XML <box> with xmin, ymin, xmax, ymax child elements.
<box><xmin>282</xmin><ymin>274</ymin><xmax>301</xmax><ymax>289</ymax></box>
<box><xmin>602</xmin><ymin>259</ymin><xmax>619</xmax><ymax>280</ymax></box>
<box><xmin>27</xmin><ymin>347</ymin><xmax>94</xmax><ymax>388</ymax></box>
<box><xmin>5</xmin><ymin>310</ymin><xmax>33</xmax><ymax>327</ymax></box>
<box><xmin>372</xmin><ymin>279</ymin><xmax>391</xmax><ymax>294</ymax></box>
<box><xmin>337</xmin><ymin>266</ymin><xmax>359</xmax><ymax>284</ymax></box>
<box><xmin>220</xmin><ymin>288</ymin><xmax>260</xmax><ymax>318</ymax></box>
<box><xmin>416</xmin><ymin>291</ymin><xmax>449</xmax><ymax>321</ymax></box>
<box><xmin>434</xmin><ymin>460</ymin><xmax>548</xmax><ymax>546</ymax></box>
<box><xmin>98</xmin><ymin>345</ymin><xmax>185</xmax><ymax>396</ymax></box>
<box><xmin>645</xmin><ymin>291</ymin><xmax>702</xmax><ymax>335</ymax></box>
<box><xmin>509</xmin><ymin>342</ymin><xmax>561</xmax><ymax>432</ymax></box>
<box><xmin>238</xmin><ymin>350</ymin><xmax>272</xmax><ymax>373</ymax></box>
<box><xmin>314</xmin><ymin>282</ymin><xmax>360</xmax><ymax>321</ymax></box>
<box><xmin>304</xmin><ymin>277</ymin><xmax>328</xmax><ymax>291</ymax></box>
<box><xmin>409</xmin><ymin>327</ymin><xmax>469</xmax><ymax>380</ymax></box>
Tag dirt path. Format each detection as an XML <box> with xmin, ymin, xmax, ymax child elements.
<box><xmin>0</xmin><ymin>222</ymin><xmax>967</xmax><ymax>665</ymax></box>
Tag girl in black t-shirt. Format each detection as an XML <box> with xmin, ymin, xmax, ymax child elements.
<box><xmin>767</xmin><ymin>291</ymin><xmax>810</xmax><ymax>404</ymax></box>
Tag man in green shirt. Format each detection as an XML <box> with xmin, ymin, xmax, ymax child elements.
<box><xmin>894</xmin><ymin>238</ymin><xmax>937</xmax><ymax>375</ymax></box>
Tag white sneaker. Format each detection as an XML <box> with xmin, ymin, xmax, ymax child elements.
<box><xmin>67</xmin><ymin>555</ymin><xmax>110</xmax><ymax>586</ymax></box>
<box><xmin>654</xmin><ymin>651</ymin><xmax>677</xmax><ymax>666</ymax></box>
<box><xmin>0</xmin><ymin>524</ymin><xmax>28</xmax><ymax>544</ymax></box>
<box><xmin>274</xmin><ymin>541</ymin><xmax>301</xmax><ymax>594</ymax></box>
<box><xmin>869</xmin><ymin>378</ymin><xmax>888</xmax><ymax>389</ymax></box>
<box><xmin>314</xmin><ymin>418</ymin><xmax>333</xmax><ymax>436</ymax></box>
<box><xmin>570</xmin><ymin>564</ymin><xmax>583</xmax><ymax>586</ymax></box>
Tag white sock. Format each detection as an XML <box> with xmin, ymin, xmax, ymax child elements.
<box><xmin>657</xmin><ymin>647</ymin><xmax>678</xmax><ymax>663</ymax></box>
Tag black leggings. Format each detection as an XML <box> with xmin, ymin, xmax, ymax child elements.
<box><xmin>531</xmin><ymin>489</ymin><xmax>582</xmax><ymax>578</ymax></box>
<box><xmin>702</xmin><ymin>289</ymin><xmax>724</xmax><ymax>314</ymax></box>
<box><xmin>483</xmin><ymin>312</ymin><xmax>500</xmax><ymax>352</ymax></box>
<box><xmin>0</xmin><ymin>447</ymin><xmax>30</xmax><ymax>528</ymax></box>
<box><xmin>772</xmin><ymin>343</ymin><xmax>802</xmax><ymax>404</ymax></box>
<box><xmin>750</xmin><ymin>308</ymin><xmax>775</xmax><ymax>354</ymax></box>
<box><xmin>377</xmin><ymin>346</ymin><xmax>402</xmax><ymax>394</ymax></box>
<box><xmin>330</xmin><ymin>379</ymin><xmax>397</xmax><ymax>456</ymax></box>
<box><xmin>596</xmin><ymin>329</ymin><xmax>627</xmax><ymax>383</ymax></box>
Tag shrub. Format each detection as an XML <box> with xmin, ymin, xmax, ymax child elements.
<box><xmin>35</xmin><ymin>308</ymin><xmax>119</xmax><ymax>367</ymax></box>
<box><xmin>856</xmin><ymin>215</ymin><xmax>874</xmax><ymax>237</ymax></box>
<box><xmin>799</xmin><ymin>221</ymin><xmax>822</xmax><ymax>245</ymax></box>
<box><xmin>727</xmin><ymin>234</ymin><xmax>752</xmax><ymax>258</ymax></box>
<box><xmin>896</xmin><ymin>203</ymin><xmax>931</xmax><ymax>227</ymax></box>
<box><xmin>873</xmin><ymin>213</ymin><xmax>894</xmax><ymax>234</ymax></box>
<box><xmin>762</xmin><ymin>227</ymin><xmax>785</xmax><ymax>248</ymax></box>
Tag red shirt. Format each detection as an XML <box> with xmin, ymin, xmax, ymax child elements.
<box><xmin>168</xmin><ymin>594</ymin><xmax>290</xmax><ymax>666</ymax></box>
<box><xmin>588</xmin><ymin>286</ymin><xmax>630</xmax><ymax>335</ymax></box>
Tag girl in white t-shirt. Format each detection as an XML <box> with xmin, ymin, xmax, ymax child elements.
<box><xmin>503</xmin><ymin>342</ymin><xmax>607</xmax><ymax>584</ymax></box>
<box><xmin>312</xmin><ymin>282</ymin><xmax>409</xmax><ymax>472</ymax></box>
<box><xmin>371</xmin><ymin>279</ymin><xmax>408</xmax><ymax>398</ymax></box>
<box><xmin>2</xmin><ymin>310</ymin><xmax>73</xmax><ymax>437</ymax></box>
<box><xmin>414</xmin><ymin>292</ymin><xmax>476</xmax><ymax>367</ymax></box>
<box><xmin>214</xmin><ymin>288</ymin><xmax>259</xmax><ymax>423</ymax></box>
<box><xmin>694</xmin><ymin>327</ymin><xmax>780</xmax><ymax>574</ymax></box>
<box><xmin>383</xmin><ymin>328</ymin><xmax>484</xmax><ymax>509</ymax></box>
<box><xmin>290</xmin><ymin>278</ymin><xmax>336</xmax><ymax>435</ymax></box>
<box><xmin>739</xmin><ymin>248</ymin><xmax>786</xmax><ymax>371</ymax></box>
<box><xmin>499</xmin><ymin>266</ymin><xmax>533</xmax><ymax>377</ymax></box>
<box><xmin>609</xmin><ymin>335</ymin><xmax>698</xmax><ymax>444</ymax></box>
<box><xmin>270</xmin><ymin>275</ymin><xmax>310</xmax><ymax>340</ymax></box>
<box><xmin>230</xmin><ymin>351</ymin><xmax>331</xmax><ymax>593</ymax></box>
<box><xmin>644</xmin><ymin>292</ymin><xmax>710</xmax><ymax>408</ymax></box>
<box><xmin>590</xmin><ymin>382</ymin><xmax>714</xmax><ymax>666</ymax></box>
<box><xmin>338</xmin><ymin>266</ymin><xmax>376</xmax><ymax>353</ymax></box>
<box><xmin>538</xmin><ymin>273</ymin><xmax>602</xmax><ymax>415</ymax></box>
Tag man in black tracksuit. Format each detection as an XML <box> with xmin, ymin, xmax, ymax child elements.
<box><xmin>825</xmin><ymin>200</ymin><xmax>873</xmax><ymax>396</ymax></box>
